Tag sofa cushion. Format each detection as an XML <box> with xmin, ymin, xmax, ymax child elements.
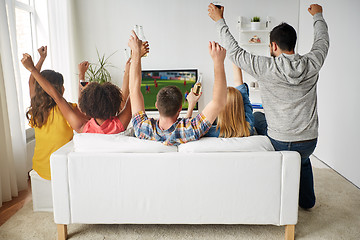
<box><xmin>73</xmin><ymin>132</ymin><xmax>177</xmax><ymax>153</ymax></box>
<box><xmin>178</xmin><ymin>136</ymin><xmax>274</xmax><ymax>152</ymax></box>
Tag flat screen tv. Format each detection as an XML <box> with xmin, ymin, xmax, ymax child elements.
<box><xmin>141</xmin><ymin>69</ymin><xmax>198</xmax><ymax>111</ymax></box>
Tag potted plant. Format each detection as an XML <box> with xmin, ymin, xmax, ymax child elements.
<box><xmin>86</xmin><ymin>50</ymin><xmax>116</xmax><ymax>84</ymax></box>
<box><xmin>250</xmin><ymin>16</ymin><xmax>261</xmax><ymax>30</ymax></box>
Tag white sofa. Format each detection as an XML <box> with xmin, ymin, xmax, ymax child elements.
<box><xmin>50</xmin><ymin>134</ymin><xmax>300</xmax><ymax>240</ymax></box>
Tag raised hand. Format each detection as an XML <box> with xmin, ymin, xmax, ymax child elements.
<box><xmin>208</xmin><ymin>3</ymin><xmax>224</xmax><ymax>22</ymax></box>
<box><xmin>208</xmin><ymin>41</ymin><xmax>226</xmax><ymax>63</ymax></box>
<box><xmin>187</xmin><ymin>90</ymin><xmax>202</xmax><ymax>107</ymax></box>
<box><xmin>128</xmin><ymin>30</ymin><xmax>142</xmax><ymax>58</ymax></box>
<box><xmin>38</xmin><ymin>46</ymin><xmax>47</xmax><ymax>59</ymax></box>
<box><xmin>185</xmin><ymin>90</ymin><xmax>202</xmax><ymax>118</ymax></box>
<box><xmin>308</xmin><ymin>4</ymin><xmax>323</xmax><ymax>16</ymax></box>
<box><xmin>21</xmin><ymin>53</ymin><xmax>36</xmax><ymax>72</ymax></box>
<box><xmin>141</xmin><ymin>41</ymin><xmax>150</xmax><ymax>57</ymax></box>
<box><xmin>78</xmin><ymin>61</ymin><xmax>89</xmax><ymax>77</ymax></box>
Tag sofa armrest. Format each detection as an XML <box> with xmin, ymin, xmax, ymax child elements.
<box><xmin>279</xmin><ymin>151</ymin><xmax>301</xmax><ymax>225</ymax></box>
<box><xmin>50</xmin><ymin>141</ymin><xmax>74</xmax><ymax>224</ymax></box>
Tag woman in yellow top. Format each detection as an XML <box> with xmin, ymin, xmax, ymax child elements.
<box><xmin>26</xmin><ymin>46</ymin><xmax>87</xmax><ymax>180</ymax></box>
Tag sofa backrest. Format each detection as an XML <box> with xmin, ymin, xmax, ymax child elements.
<box><xmin>73</xmin><ymin>134</ymin><xmax>274</xmax><ymax>153</ymax></box>
<box><xmin>73</xmin><ymin>133</ymin><xmax>177</xmax><ymax>153</ymax></box>
<box><xmin>178</xmin><ymin>135</ymin><xmax>274</xmax><ymax>152</ymax></box>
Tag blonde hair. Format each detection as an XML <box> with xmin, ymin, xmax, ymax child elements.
<box><xmin>216</xmin><ymin>87</ymin><xmax>250</xmax><ymax>138</ymax></box>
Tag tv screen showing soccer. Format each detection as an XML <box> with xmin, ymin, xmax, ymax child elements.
<box><xmin>141</xmin><ymin>69</ymin><xmax>198</xmax><ymax>111</ymax></box>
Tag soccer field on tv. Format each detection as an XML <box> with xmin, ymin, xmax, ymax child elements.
<box><xmin>141</xmin><ymin>78</ymin><xmax>196</xmax><ymax>110</ymax></box>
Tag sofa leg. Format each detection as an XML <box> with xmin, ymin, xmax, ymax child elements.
<box><xmin>57</xmin><ymin>224</ymin><xmax>67</xmax><ymax>240</ymax></box>
<box><xmin>285</xmin><ymin>225</ymin><xmax>295</xmax><ymax>240</ymax></box>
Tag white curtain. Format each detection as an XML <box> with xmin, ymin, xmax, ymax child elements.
<box><xmin>47</xmin><ymin>0</ymin><xmax>77</xmax><ymax>102</ymax></box>
<box><xmin>0</xmin><ymin>0</ymin><xmax>28</xmax><ymax>207</ymax></box>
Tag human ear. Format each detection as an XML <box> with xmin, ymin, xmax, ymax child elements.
<box><xmin>270</xmin><ymin>42</ymin><xmax>278</xmax><ymax>52</ymax></box>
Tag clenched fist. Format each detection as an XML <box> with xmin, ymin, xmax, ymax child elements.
<box><xmin>308</xmin><ymin>4</ymin><xmax>323</xmax><ymax>16</ymax></box>
<box><xmin>21</xmin><ymin>53</ymin><xmax>36</xmax><ymax>72</ymax></box>
<box><xmin>208</xmin><ymin>3</ymin><xmax>224</xmax><ymax>22</ymax></box>
<box><xmin>38</xmin><ymin>46</ymin><xmax>47</xmax><ymax>59</ymax></box>
<box><xmin>78</xmin><ymin>61</ymin><xmax>89</xmax><ymax>75</ymax></box>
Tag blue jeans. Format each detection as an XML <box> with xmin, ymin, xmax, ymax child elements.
<box><xmin>254</xmin><ymin>112</ymin><xmax>317</xmax><ymax>209</ymax></box>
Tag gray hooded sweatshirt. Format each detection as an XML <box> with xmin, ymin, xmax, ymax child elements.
<box><xmin>216</xmin><ymin>13</ymin><xmax>329</xmax><ymax>142</ymax></box>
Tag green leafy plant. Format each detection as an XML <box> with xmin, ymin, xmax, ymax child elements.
<box><xmin>251</xmin><ymin>16</ymin><xmax>260</xmax><ymax>22</ymax></box>
<box><xmin>86</xmin><ymin>50</ymin><xmax>116</xmax><ymax>84</ymax></box>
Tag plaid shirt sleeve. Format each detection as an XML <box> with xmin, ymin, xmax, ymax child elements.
<box><xmin>131</xmin><ymin>111</ymin><xmax>156</xmax><ymax>140</ymax></box>
<box><xmin>173</xmin><ymin>113</ymin><xmax>212</xmax><ymax>145</ymax></box>
<box><xmin>189</xmin><ymin>113</ymin><xmax>212</xmax><ymax>139</ymax></box>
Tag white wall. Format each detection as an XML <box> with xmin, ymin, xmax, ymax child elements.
<box><xmin>298</xmin><ymin>0</ymin><xmax>360</xmax><ymax>187</ymax></box>
<box><xmin>70</xmin><ymin>0</ymin><xmax>360</xmax><ymax>188</ymax></box>
<box><xmin>70</xmin><ymin>0</ymin><xmax>299</xmax><ymax>108</ymax></box>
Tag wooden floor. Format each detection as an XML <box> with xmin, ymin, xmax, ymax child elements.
<box><xmin>0</xmin><ymin>179</ymin><xmax>32</xmax><ymax>226</ymax></box>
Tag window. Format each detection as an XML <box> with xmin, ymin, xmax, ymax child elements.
<box><xmin>14</xmin><ymin>0</ymin><xmax>50</xmax><ymax>129</ymax></box>
<box><xmin>15</xmin><ymin>5</ymin><xmax>34</xmax><ymax>127</ymax></box>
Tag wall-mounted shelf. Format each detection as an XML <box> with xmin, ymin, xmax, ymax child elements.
<box><xmin>237</xmin><ymin>16</ymin><xmax>272</xmax><ymax>106</ymax></box>
<box><xmin>238</xmin><ymin>16</ymin><xmax>271</xmax><ymax>52</ymax></box>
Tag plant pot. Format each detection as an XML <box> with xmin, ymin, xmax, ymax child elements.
<box><xmin>250</xmin><ymin>22</ymin><xmax>261</xmax><ymax>30</ymax></box>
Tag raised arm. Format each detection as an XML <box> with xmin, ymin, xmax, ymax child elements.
<box><xmin>128</xmin><ymin>31</ymin><xmax>145</xmax><ymax>114</ymax></box>
<box><xmin>116</xmin><ymin>57</ymin><xmax>132</xmax><ymax>129</ymax></box>
<box><xmin>208</xmin><ymin>4</ymin><xmax>270</xmax><ymax>79</ymax></box>
<box><xmin>122</xmin><ymin>58</ymin><xmax>131</xmax><ymax>107</ymax></box>
<box><xmin>22</xmin><ymin>54</ymin><xmax>87</xmax><ymax>133</ymax></box>
<box><xmin>233</xmin><ymin>63</ymin><xmax>254</xmax><ymax>131</ymax></box>
<box><xmin>29</xmin><ymin>46</ymin><xmax>47</xmax><ymax>98</ymax></box>
<box><xmin>78</xmin><ymin>61</ymin><xmax>89</xmax><ymax>97</ymax></box>
<box><xmin>201</xmin><ymin>42</ymin><xmax>227</xmax><ymax>124</ymax></box>
<box><xmin>232</xmin><ymin>62</ymin><xmax>244</xmax><ymax>86</ymax></box>
<box><xmin>121</xmin><ymin>41</ymin><xmax>149</xmax><ymax>109</ymax></box>
<box><xmin>185</xmin><ymin>91</ymin><xmax>202</xmax><ymax>118</ymax></box>
<box><xmin>305</xmin><ymin>4</ymin><xmax>329</xmax><ymax>70</ymax></box>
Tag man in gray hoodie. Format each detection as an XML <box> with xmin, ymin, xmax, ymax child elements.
<box><xmin>208</xmin><ymin>4</ymin><xmax>329</xmax><ymax>209</ymax></box>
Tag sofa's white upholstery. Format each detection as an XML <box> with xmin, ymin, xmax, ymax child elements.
<box><xmin>51</xmin><ymin>136</ymin><xmax>300</xmax><ymax>227</ymax></box>
<box><xmin>30</xmin><ymin>170</ymin><xmax>53</xmax><ymax>212</ymax></box>
<box><xmin>178</xmin><ymin>135</ymin><xmax>274</xmax><ymax>152</ymax></box>
<box><xmin>73</xmin><ymin>133</ymin><xmax>177</xmax><ymax>153</ymax></box>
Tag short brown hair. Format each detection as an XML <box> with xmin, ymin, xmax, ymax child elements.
<box><xmin>156</xmin><ymin>86</ymin><xmax>183</xmax><ymax>117</ymax></box>
<box><xmin>79</xmin><ymin>82</ymin><xmax>122</xmax><ymax>120</ymax></box>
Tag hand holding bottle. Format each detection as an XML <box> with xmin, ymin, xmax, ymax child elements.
<box><xmin>128</xmin><ymin>30</ymin><xmax>142</xmax><ymax>58</ymax></box>
<box><xmin>141</xmin><ymin>41</ymin><xmax>150</xmax><ymax>57</ymax></box>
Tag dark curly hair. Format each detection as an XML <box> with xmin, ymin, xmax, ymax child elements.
<box><xmin>79</xmin><ymin>82</ymin><xmax>123</xmax><ymax>120</ymax></box>
<box><xmin>156</xmin><ymin>86</ymin><xmax>183</xmax><ymax>117</ymax></box>
<box><xmin>26</xmin><ymin>70</ymin><xmax>64</xmax><ymax>128</ymax></box>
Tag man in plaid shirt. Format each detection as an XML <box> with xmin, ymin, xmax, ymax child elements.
<box><xmin>128</xmin><ymin>31</ymin><xmax>227</xmax><ymax>146</ymax></box>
